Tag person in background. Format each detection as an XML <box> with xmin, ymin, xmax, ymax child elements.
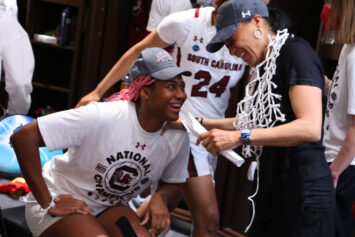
<box><xmin>0</xmin><ymin>0</ymin><xmax>34</xmax><ymax>115</ymax></box>
<box><xmin>146</xmin><ymin>0</ymin><xmax>215</xmax><ymax>57</ymax></box>
<box><xmin>194</xmin><ymin>0</ymin><xmax>335</xmax><ymax>236</ymax></box>
<box><xmin>11</xmin><ymin>47</ymin><xmax>191</xmax><ymax>237</ymax></box>
<box><xmin>322</xmin><ymin>0</ymin><xmax>355</xmax><ymax>236</ymax></box>
<box><xmin>132</xmin><ymin>0</ymin><xmax>221</xmax><ymax>233</ymax></box>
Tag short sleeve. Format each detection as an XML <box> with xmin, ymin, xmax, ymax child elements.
<box><xmin>160</xmin><ymin>134</ymin><xmax>190</xmax><ymax>183</ymax></box>
<box><xmin>157</xmin><ymin>9</ymin><xmax>194</xmax><ymax>46</ymax></box>
<box><xmin>280</xmin><ymin>38</ymin><xmax>324</xmax><ymax>89</ymax></box>
<box><xmin>346</xmin><ymin>46</ymin><xmax>355</xmax><ymax>115</ymax></box>
<box><xmin>38</xmin><ymin>103</ymin><xmax>101</xmax><ymax>151</ymax></box>
<box><xmin>146</xmin><ymin>0</ymin><xmax>169</xmax><ymax>32</ymax></box>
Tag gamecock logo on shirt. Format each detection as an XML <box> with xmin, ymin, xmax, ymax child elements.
<box><xmin>104</xmin><ymin>162</ymin><xmax>143</xmax><ymax>195</ymax></box>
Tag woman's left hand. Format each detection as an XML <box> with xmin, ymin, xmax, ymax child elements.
<box><xmin>196</xmin><ymin>129</ymin><xmax>241</xmax><ymax>155</ymax></box>
<box><xmin>140</xmin><ymin>194</ymin><xmax>170</xmax><ymax>237</ymax></box>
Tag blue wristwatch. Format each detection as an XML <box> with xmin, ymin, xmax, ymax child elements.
<box><xmin>240</xmin><ymin>129</ymin><xmax>251</xmax><ymax>145</ymax></box>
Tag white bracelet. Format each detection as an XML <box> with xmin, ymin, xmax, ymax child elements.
<box><xmin>40</xmin><ymin>198</ymin><xmax>55</xmax><ymax>214</ymax></box>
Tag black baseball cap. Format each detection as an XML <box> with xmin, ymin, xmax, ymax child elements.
<box><xmin>206</xmin><ymin>0</ymin><xmax>269</xmax><ymax>53</ymax></box>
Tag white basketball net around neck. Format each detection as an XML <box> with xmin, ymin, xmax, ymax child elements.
<box><xmin>234</xmin><ymin>29</ymin><xmax>289</xmax><ymax>160</ymax></box>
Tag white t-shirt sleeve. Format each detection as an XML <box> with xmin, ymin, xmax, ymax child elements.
<box><xmin>146</xmin><ymin>0</ymin><xmax>169</xmax><ymax>32</ymax></box>
<box><xmin>347</xmin><ymin>46</ymin><xmax>355</xmax><ymax>115</ymax></box>
<box><xmin>161</xmin><ymin>134</ymin><xmax>190</xmax><ymax>183</ymax></box>
<box><xmin>37</xmin><ymin>103</ymin><xmax>102</xmax><ymax>151</ymax></box>
<box><xmin>157</xmin><ymin>9</ymin><xmax>194</xmax><ymax>46</ymax></box>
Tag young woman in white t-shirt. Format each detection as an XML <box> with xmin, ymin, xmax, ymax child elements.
<box><xmin>11</xmin><ymin>47</ymin><xmax>191</xmax><ymax>237</ymax></box>
<box><xmin>75</xmin><ymin>1</ymin><xmax>248</xmax><ymax>235</ymax></box>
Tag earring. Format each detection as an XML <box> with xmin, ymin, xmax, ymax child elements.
<box><xmin>254</xmin><ymin>28</ymin><xmax>263</xmax><ymax>39</ymax></box>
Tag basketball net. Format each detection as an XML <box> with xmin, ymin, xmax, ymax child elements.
<box><xmin>234</xmin><ymin>28</ymin><xmax>289</xmax><ymax>160</ymax></box>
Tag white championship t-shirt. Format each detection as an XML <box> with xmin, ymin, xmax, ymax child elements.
<box><xmin>323</xmin><ymin>44</ymin><xmax>355</xmax><ymax>165</ymax></box>
<box><xmin>37</xmin><ymin>101</ymin><xmax>190</xmax><ymax>213</ymax></box>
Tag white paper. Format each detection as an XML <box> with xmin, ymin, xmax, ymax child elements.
<box><xmin>247</xmin><ymin>161</ymin><xmax>257</xmax><ymax>181</ymax></box>
<box><xmin>182</xmin><ymin>113</ymin><xmax>245</xmax><ymax>167</ymax></box>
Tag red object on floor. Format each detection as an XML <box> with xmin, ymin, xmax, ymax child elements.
<box><xmin>0</xmin><ymin>178</ymin><xmax>30</xmax><ymax>198</ymax></box>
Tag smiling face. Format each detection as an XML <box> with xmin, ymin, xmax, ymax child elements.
<box><xmin>224</xmin><ymin>16</ymin><xmax>270</xmax><ymax>66</ymax></box>
<box><xmin>145</xmin><ymin>76</ymin><xmax>186</xmax><ymax>122</ymax></box>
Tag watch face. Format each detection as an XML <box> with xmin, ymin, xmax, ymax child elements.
<box><xmin>240</xmin><ymin>129</ymin><xmax>251</xmax><ymax>145</ymax></box>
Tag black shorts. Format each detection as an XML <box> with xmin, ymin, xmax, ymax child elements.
<box><xmin>333</xmin><ymin>165</ymin><xmax>355</xmax><ymax>237</ymax></box>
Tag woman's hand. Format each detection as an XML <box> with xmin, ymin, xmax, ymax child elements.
<box><xmin>196</xmin><ymin>129</ymin><xmax>241</xmax><ymax>155</ymax></box>
<box><xmin>160</xmin><ymin>115</ymin><xmax>185</xmax><ymax>135</ymax></box>
<box><xmin>75</xmin><ymin>90</ymin><xmax>101</xmax><ymax>108</ymax></box>
<box><xmin>329</xmin><ymin>163</ymin><xmax>341</xmax><ymax>189</ymax></box>
<box><xmin>140</xmin><ymin>194</ymin><xmax>170</xmax><ymax>237</ymax></box>
<box><xmin>47</xmin><ymin>194</ymin><xmax>94</xmax><ymax>216</ymax></box>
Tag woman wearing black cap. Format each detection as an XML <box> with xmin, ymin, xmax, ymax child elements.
<box><xmin>196</xmin><ymin>0</ymin><xmax>336</xmax><ymax>236</ymax></box>
<box><xmin>10</xmin><ymin>47</ymin><xmax>191</xmax><ymax>237</ymax></box>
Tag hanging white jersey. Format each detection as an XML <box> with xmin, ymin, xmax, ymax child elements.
<box><xmin>157</xmin><ymin>7</ymin><xmax>246</xmax><ymax>119</ymax></box>
<box><xmin>37</xmin><ymin>101</ymin><xmax>190</xmax><ymax>214</ymax></box>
